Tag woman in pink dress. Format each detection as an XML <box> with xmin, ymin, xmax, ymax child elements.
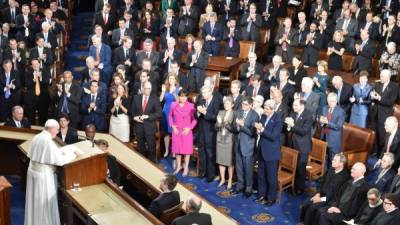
<box><xmin>169</xmin><ymin>89</ymin><xmax>197</xmax><ymax>176</ymax></box>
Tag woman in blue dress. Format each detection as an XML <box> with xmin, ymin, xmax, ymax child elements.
<box><xmin>160</xmin><ymin>74</ymin><xmax>181</xmax><ymax>158</ymax></box>
<box><xmin>312</xmin><ymin>60</ymin><xmax>330</xmax><ymax>115</ymax></box>
<box><xmin>350</xmin><ymin>72</ymin><xmax>372</xmax><ymax>128</ymax></box>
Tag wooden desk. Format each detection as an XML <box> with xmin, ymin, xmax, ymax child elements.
<box><xmin>0</xmin><ymin>176</ymin><xmax>12</xmax><ymax>225</ymax></box>
<box><xmin>207</xmin><ymin>56</ymin><xmax>243</xmax><ymax>81</ymax></box>
<box><xmin>65</xmin><ymin>181</ymin><xmax>160</xmax><ymax>225</ymax></box>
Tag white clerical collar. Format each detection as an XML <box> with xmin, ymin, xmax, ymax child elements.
<box><xmin>370</xmin><ymin>199</ymin><xmax>383</xmax><ymax>208</ymax></box>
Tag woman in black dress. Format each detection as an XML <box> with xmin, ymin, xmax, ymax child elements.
<box><xmin>289</xmin><ymin>55</ymin><xmax>308</xmax><ymax>92</ymax></box>
<box><xmin>140</xmin><ymin>10</ymin><xmax>158</xmax><ymax>44</ymax></box>
<box><xmin>327</xmin><ymin>30</ymin><xmax>345</xmax><ymax>71</ymax></box>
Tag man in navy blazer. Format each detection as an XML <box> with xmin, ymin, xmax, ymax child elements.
<box><xmin>202</xmin><ymin>12</ymin><xmax>222</xmax><ymax>56</ymax></box>
<box><xmin>373</xmin><ymin>153</ymin><xmax>396</xmax><ymax>193</ymax></box>
<box><xmin>88</xmin><ymin>35</ymin><xmax>113</xmax><ymax>84</ymax></box>
<box><xmin>232</xmin><ymin>96</ymin><xmax>260</xmax><ymax>197</ymax></box>
<box><xmin>319</xmin><ymin>92</ymin><xmax>346</xmax><ymax>168</ymax></box>
<box><xmin>286</xmin><ymin>99</ymin><xmax>314</xmax><ymax>194</ymax></box>
<box><xmin>255</xmin><ymin>99</ymin><xmax>283</xmax><ymax>206</ymax></box>
<box><xmin>80</xmin><ymin>80</ymin><xmax>107</xmax><ymax>132</ymax></box>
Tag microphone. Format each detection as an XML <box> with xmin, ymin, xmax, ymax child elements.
<box><xmin>77</xmin><ymin>134</ymin><xmax>96</xmax><ymax>148</ymax></box>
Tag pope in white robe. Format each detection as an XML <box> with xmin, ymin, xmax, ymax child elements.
<box><xmin>24</xmin><ymin>119</ymin><xmax>77</xmax><ymax>225</ymax></box>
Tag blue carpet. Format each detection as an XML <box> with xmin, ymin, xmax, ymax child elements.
<box><xmin>7</xmin><ymin>176</ymin><xmax>25</xmax><ymax>225</ymax></box>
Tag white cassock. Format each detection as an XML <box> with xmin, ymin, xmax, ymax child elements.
<box><xmin>24</xmin><ymin>130</ymin><xmax>76</xmax><ymax>225</ymax></box>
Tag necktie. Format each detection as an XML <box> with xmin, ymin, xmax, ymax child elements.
<box><xmin>246</xmin><ymin>18</ymin><xmax>252</xmax><ymax>32</ymax></box>
<box><xmin>324</xmin><ymin>108</ymin><xmax>333</xmax><ymax>134</ymax></box>
<box><xmin>387</xmin><ymin>133</ymin><xmax>394</xmax><ymax>152</ymax></box>
<box><xmin>17</xmin><ymin>121</ymin><xmax>21</xmax><ymax>128</ymax></box>
<box><xmin>188</xmin><ymin>45</ymin><xmax>192</xmax><ymax>53</ymax></box>
<box><xmin>253</xmin><ymin>87</ymin><xmax>257</xmax><ymax>97</ymax></box>
<box><xmin>243</xmin><ymin>111</ymin><xmax>248</xmax><ymax>120</ymax></box>
<box><xmin>229</xmin><ymin>29</ymin><xmax>234</xmax><ymax>48</ymax></box>
<box><xmin>205</xmin><ymin>100</ymin><xmax>209</xmax><ymax>107</ymax></box>
<box><xmin>11</xmin><ymin>9</ymin><xmax>15</xmax><ymax>22</ymax></box>
<box><xmin>146</xmin><ymin>52</ymin><xmax>150</xmax><ymax>59</ymax></box>
<box><xmin>62</xmin><ymin>94</ymin><xmax>69</xmax><ymax>113</ymax></box>
<box><xmin>104</xmin><ymin>13</ymin><xmax>108</xmax><ymax>24</ymax></box>
<box><xmin>125</xmin><ymin>49</ymin><xmax>129</xmax><ymax>59</ymax></box>
<box><xmin>211</xmin><ymin>23</ymin><xmax>214</xmax><ymax>34</ymax></box>
<box><xmin>35</xmin><ymin>72</ymin><xmax>41</xmax><ymax>96</ymax></box>
<box><xmin>264</xmin><ymin>116</ymin><xmax>270</xmax><ymax>126</ymax></box>
<box><xmin>5</xmin><ymin>73</ymin><xmax>11</xmax><ymax>99</ymax></box>
<box><xmin>142</xmin><ymin>96</ymin><xmax>148</xmax><ymax>112</ymax></box>
<box><xmin>343</xmin><ymin>19</ymin><xmax>349</xmax><ymax>30</ymax></box>
<box><xmin>96</xmin><ymin>48</ymin><xmax>101</xmax><ymax>62</ymax></box>
<box><xmin>91</xmin><ymin>95</ymin><xmax>96</xmax><ymax>103</ymax></box>
<box><xmin>360</xmin><ymin>40</ymin><xmax>367</xmax><ymax>49</ymax></box>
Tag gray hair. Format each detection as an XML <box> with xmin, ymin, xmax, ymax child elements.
<box><xmin>223</xmin><ymin>96</ymin><xmax>234</xmax><ymax>105</ymax></box>
<box><xmin>334</xmin><ymin>153</ymin><xmax>347</xmax><ymax>165</ymax></box>
<box><xmin>367</xmin><ymin>188</ymin><xmax>381</xmax><ymax>199</ymax></box>
<box><xmin>383</xmin><ymin>152</ymin><xmax>395</xmax><ymax>165</ymax></box>
<box><xmin>144</xmin><ymin>38</ymin><xmax>153</xmax><ymax>45</ymax></box>
<box><xmin>186</xmin><ymin>196</ymin><xmax>202</xmax><ymax>212</ymax></box>
<box><xmin>44</xmin><ymin>119</ymin><xmax>60</xmax><ymax>130</ymax></box>
<box><xmin>264</xmin><ymin>99</ymin><xmax>277</xmax><ymax>110</ymax></box>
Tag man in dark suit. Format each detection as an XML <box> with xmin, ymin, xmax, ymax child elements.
<box><xmin>92</xmin><ymin>3</ymin><xmax>115</xmax><ymax>36</ymax></box>
<box><xmin>132</xmin><ymin>70</ymin><xmax>157</xmax><ymax>96</ymax></box>
<box><xmin>353</xmin><ymin>29</ymin><xmax>375</xmax><ymax>73</ymax></box>
<box><xmin>299</xmin><ymin>77</ymin><xmax>320</xmax><ymax>120</ymax></box>
<box><xmin>285</xmin><ymin>99</ymin><xmax>314</xmax><ymax>195</ymax></box>
<box><xmin>244</xmin><ymin>74</ymin><xmax>269</xmax><ymax>100</ymax></box>
<box><xmin>178</xmin><ymin>0</ymin><xmax>200</xmax><ymax>36</ymax></box>
<box><xmin>229</xmin><ymin>80</ymin><xmax>243</xmax><ymax>111</ymax></box>
<box><xmin>331</xmin><ymin>76</ymin><xmax>353</xmax><ymax>121</ymax></box>
<box><xmin>350</xmin><ymin>3</ymin><xmax>366</xmax><ymax>24</ymax></box>
<box><xmin>112</xmin><ymin>36</ymin><xmax>135</xmax><ymax>76</ymax></box>
<box><xmin>255</xmin><ymin>100</ymin><xmax>283</xmax><ymax>206</ymax></box>
<box><xmin>240</xmin><ymin>3</ymin><xmax>262</xmax><ymax>45</ymax></box>
<box><xmin>316</xmin><ymin>162</ymin><xmax>370</xmax><ymax>225</ymax></box>
<box><xmin>134</xmin><ymin>59</ymin><xmax>161</xmax><ymax>90</ymax></box>
<box><xmin>257</xmin><ymin>0</ymin><xmax>277</xmax><ymax>29</ymax></box>
<box><xmin>80</xmin><ymin>80</ymin><xmax>107</xmax><ymax>132</ymax></box>
<box><xmin>300</xmin><ymin>153</ymin><xmax>350</xmax><ymax>225</ymax></box>
<box><xmin>295</xmin><ymin>12</ymin><xmax>310</xmax><ymax>47</ymax></box>
<box><xmin>335</xmin><ymin>8</ymin><xmax>358</xmax><ymax>51</ymax></box>
<box><xmin>171</xmin><ymin>196</ymin><xmax>212</xmax><ymax>225</ymax></box>
<box><xmin>2</xmin><ymin>0</ymin><xmax>20</xmax><ymax>31</ymax></box>
<box><xmin>301</xmin><ymin>22</ymin><xmax>322</xmax><ymax>67</ymax></box>
<box><xmin>3</xmin><ymin>38</ymin><xmax>26</xmax><ymax>74</ymax></box>
<box><xmin>57</xmin><ymin>113</ymin><xmax>78</xmax><ymax>145</ymax></box>
<box><xmin>88</xmin><ymin>35</ymin><xmax>113</xmax><ymax>84</ymax></box>
<box><xmin>29</xmin><ymin>36</ymin><xmax>55</xmax><ymax>71</ymax></box>
<box><xmin>239</xmin><ymin>52</ymin><xmax>263</xmax><ymax>87</ymax></box>
<box><xmin>223</xmin><ymin>17</ymin><xmax>241</xmax><ymax>58</ymax></box>
<box><xmin>131</xmin><ymin>81</ymin><xmax>161</xmax><ymax>162</ymax></box>
<box><xmin>159</xmin><ymin>37</ymin><xmax>182</xmax><ymax>79</ymax></box>
<box><xmin>160</xmin><ymin>8</ymin><xmax>179</xmax><ymax>49</ymax></box>
<box><xmin>149</xmin><ymin>174</ymin><xmax>180</xmax><ymax>218</ymax></box>
<box><xmin>231</xmin><ymin>96</ymin><xmax>259</xmax><ymax>197</ymax></box>
<box><xmin>41</xmin><ymin>8</ymin><xmax>64</xmax><ymax>35</ymax></box>
<box><xmin>373</xmin><ymin>153</ymin><xmax>396</xmax><ymax>193</ymax></box>
<box><xmin>376</xmin><ymin>116</ymin><xmax>400</xmax><ymax>170</ymax></box>
<box><xmin>36</xmin><ymin>21</ymin><xmax>58</xmax><ymax>51</ymax></box>
<box><xmin>357</xmin><ymin>12</ymin><xmax>379</xmax><ymax>40</ymax></box>
<box><xmin>319</xmin><ymin>93</ymin><xmax>346</xmax><ymax>168</ymax></box>
<box><xmin>381</xmin><ymin>0</ymin><xmax>399</xmax><ymax>23</ymax></box>
<box><xmin>274</xmin><ymin>17</ymin><xmax>298</xmax><ymax>63</ymax></box>
<box><xmin>275</xmin><ymin>69</ymin><xmax>295</xmax><ymax>107</ymax></box>
<box><xmin>52</xmin><ymin>71</ymin><xmax>82</xmax><ymax>128</ymax></box>
<box><xmin>15</xmin><ymin>4</ymin><xmax>37</xmax><ymax>47</ymax></box>
<box><xmin>202</xmin><ymin>12</ymin><xmax>222</xmax><ymax>56</ymax></box>
<box><xmin>219</xmin><ymin>0</ymin><xmax>239</xmax><ymax>21</ymax></box>
<box><xmin>96</xmin><ymin>139</ymin><xmax>122</xmax><ymax>185</ymax></box>
<box><xmin>111</xmin><ymin>18</ymin><xmax>135</xmax><ymax>48</ymax></box>
<box><xmin>0</xmin><ymin>59</ymin><xmax>21</xmax><ymax>122</ymax></box>
<box><xmin>187</xmin><ymin>39</ymin><xmax>209</xmax><ymax>92</ymax></box>
<box><xmin>24</xmin><ymin>58</ymin><xmax>51</xmax><ymax>125</ymax></box>
<box><xmin>388</xmin><ymin>166</ymin><xmax>400</xmax><ymax>195</ymax></box>
<box><xmin>196</xmin><ymin>86</ymin><xmax>220</xmax><ymax>181</ymax></box>
<box><xmin>371</xmin><ymin>70</ymin><xmax>398</xmax><ymax>152</ymax></box>
<box><xmin>4</xmin><ymin>105</ymin><xmax>31</xmax><ymax>128</ymax></box>
<box><xmin>0</xmin><ymin>27</ymin><xmax>9</xmax><ymax>50</ymax></box>
<box><xmin>309</xmin><ymin>0</ymin><xmax>329</xmax><ymax>21</ymax></box>
<box><xmin>136</xmin><ymin>38</ymin><xmax>160</xmax><ymax>71</ymax></box>
<box><xmin>271</xmin><ymin>89</ymin><xmax>289</xmax><ymax>145</ymax></box>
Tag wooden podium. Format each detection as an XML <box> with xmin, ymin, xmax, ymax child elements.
<box><xmin>0</xmin><ymin>176</ymin><xmax>12</xmax><ymax>225</ymax></box>
<box><xmin>57</xmin><ymin>140</ymin><xmax>108</xmax><ymax>189</ymax></box>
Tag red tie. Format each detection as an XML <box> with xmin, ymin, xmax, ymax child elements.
<box><xmin>103</xmin><ymin>13</ymin><xmax>108</xmax><ymax>24</ymax></box>
<box><xmin>142</xmin><ymin>96</ymin><xmax>148</xmax><ymax>112</ymax></box>
<box><xmin>324</xmin><ymin>109</ymin><xmax>333</xmax><ymax>134</ymax></box>
<box><xmin>253</xmin><ymin>87</ymin><xmax>257</xmax><ymax>97</ymax></box>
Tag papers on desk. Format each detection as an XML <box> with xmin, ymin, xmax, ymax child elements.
<box><xmin>59</xmin><ymin>144</ymin><xmax>83</xmax><ymax>155</ymax></box>
<box><xmin>59</xmin><ymin>140</ymin><xmax>104</xmax><ymax>162</ymax></box>
<box><xmin>343</xmin><ymin>219</ymin><xmax>356</xmax><ymax>225</ymax></box>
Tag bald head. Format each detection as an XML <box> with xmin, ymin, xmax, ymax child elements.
<box><xmin>186</xmin><ymin>195</ymin><xmax>202</xmax><ymax>213</ymax></box>
<box><xmin>351</xmin><ymin>162</ymin><xmax>366</xmax><ymax>179</ymax></box>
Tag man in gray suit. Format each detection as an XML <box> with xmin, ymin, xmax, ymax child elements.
<box><xmin>296</xmin><ymin>77</ymin><xmax>320</xmax><ymax>119</ymax></box>
<box><xmin>231</xmin><ymin>96</ymin><xmax>260</xmax><ymax>198</ymax></box>
<box><xmin>335</xmin><ymin>8</ymin><xmax>358</xmax><ymax>51</ymax></box>
<box><xmin>274</xmin><ymin>17</ymin><xmax>298</xmax><ymax>63</ymax></box>
<box><xmin>136</xmin><ymin>38</ymin><xmax>160</xmax><ymax>71</ymax></box>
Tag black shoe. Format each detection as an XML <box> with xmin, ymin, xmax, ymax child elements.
<box><xmin>264</xmin><ymin>200</ymin><xmax>276</xmax><ymax>206</ymax></box>
<box><xmin>207</xmin><ymin>177</ymin><xmax>214</xmax><ymax>183</ymax></box>
<box><xmin>244</xmin><ymin>192</ymin><xmax>252</xmax><ymax>198</ymax></box>
<box><xmin>255</xmin><ymin>196</ymin><xmax>264</xmax><ymax>203</ymax></box>
<box><xmin>197</xmin><ymin>173</ymin><xmax>206</xmax><ymax>178</ymax></box>
<box><xmin>230</xmin><ymin>189</ymin><xmax>242</xmax><ymax>195</ymax></box>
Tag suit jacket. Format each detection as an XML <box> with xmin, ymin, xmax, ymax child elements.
<box><xmin>15</xmin><ymin>14</ymin><xmax>37</xmax><ymax>35</ymax></box>
<box><xmin>289</xmin><ymin>67</ymin><xmax>308</xmax><ymax>91</ymax></box>
<box><xmin>136</xmin><ymin>50</ymin><xmax>160</xmax><ymax>71</ymax></box>
<box><xmin>159</xmin><ymin>49</ymin><xmax>182</xmax><ymax>74</ymax></box>
<box><xmin>374</xmin><ymin>168</ymin><xmax>395</xmax><ymax>193</ymax></box>
<box><xmin>244</xmin><ymin>84</ymin><xmax>269</xmax><ymax>100</ymax></box>
<box><xmin>0</xmin><ymin>70</ymin><xmax>21</xmax><ymax>101</ymax></box>
<box><xmin>239</xmin><ymin>62</ymin><xmax>263</xmax><ymax>86</ymax></box>
<box><xmin>317</xmin><ymin>168</ymin><xmax>350</xmax><ymax>204</ymax></box>
<box><xmin>257</xmin><ymin>0</ymin><xmax>277</xmax><ymax>28</ymax></box>
<box><xmin>219</xmin><ymin>0</ymin><xmax>239</xmax><ymax>18</ymax></box>
<box><xmin>358</xmin><ymin>21</ymin><xmax>379</xmax><ymax>40</ymax></box>
<box><xmin>2</xmin><ymin>7</ymin><xmax>21</xmax><ymax>24</ymax></box>
<box><xmin>112</xmin><ymin>46</ymin><xmax>136</xmax><ymax>69</ymax></box>
<box><xmin>178</xmin><ymin>5</ymin><xmax>200</xmax><ymax>35</ymax></box>
<box><xmin>160</xmin><ymin>16</ymin><xmax>179</xmax><ymax>48</ymax></box>
<box><xmin>24</xmin><ymin>68</ymin><xmax>50</xmax><ymax>98</ymax></box>
<box><xmin>202</xmin><ymin>21</ymin><xmax>223</xmax><ymax>54</ymax></box>
<box><xmin>382</xmin><ymin>130</ymin><xmax>400</xmax><ymax>167</ymax></box>
<box><xmin>88</xmin><ymin>44</ymin><xmax>113</xmax><ymax>75</ymax></box>
<box><xmin>111</xmin><ymin>28</ymin><xmax>135</xmax><ymax>47</ymax></box>
<box><xmin>107</xmin><ymin>154</ymin><xmax>121</xmax><ymax>185</ymax></box>
<box><xmin>3</xmin><ymin>48</ymin><xmax>26</xmax><ymax>72</ymax></box>
<box><xmin>301</xmin><ymin>32</ymin><xmax>322</xmax><ymax>56</ymax></box>
<box><xmin>331</xmin><ymin>178</ymin><xmax>370</xmax><ymax>219</ymax></box>
<box><xmin>149</xmin><ymin>191</ymin><xmax>180</xmax><ymax>218</ymax></box>
<box><xmin>274</xmin><ymin>26</ymin><xmax>298</xmax><ymax>59</ymax></box>
<box><xmin>0</xmin><ymin>35</ymin><xmax>8</xmax><ymax>50</ymax></box>
<box><xmin>304</xmin><ymin>92</ymin><xmax>320</xmax><ymax>118</ymax></box>
<box><xmin>29</xmin><ymin>47</ymin><xmax>55</xmax><ymax>68</ymax></box>
<box><xmin>195</xmin><ymin>95</ymin><xmax>220</xmax><ymax>134</ymax></box>
<box><xmin>36</xmin><ymin>31</ymin><xmax>58</xmax><ymax>50</ymax></box>
<box><xmin>4</xmin><ymin>118</ymin><xmax>31</xmax><ymax>128</ymax></box>
<box><xmin>320</xmin><ymin>106</ymin><xmax>346</xmax><ymax>151</ymax></box>
<box><xmin>354</xmin><ymin>39</ymin><xmax>376</xmax><ymax>72</ymax></box>
<box><xmin>335</xmin><ymin>18</ymin><xmax>358</xmax><ymax>38</ymax></box>
<box><xmin>240</xmin><ymin>13</ymin><xmax>262</xmax><ymax>44</ymax></box>
<box><xmin>130</xmin><ymin>94</ymin><xmax>162</xmax><ymax>134</ymax></box>
<box><xmin>373</xmin><ymin>81</ymin><xmax>398</xmax><ymax>120</ymax></box>
<box><xmin>388</xmin><ymin>175</ymin><xmax>400</xmax><ymax>195</ymax></box>
<box><xmin>80</xmin><ymin>93</ymin><xmax>107</xmax><ymax>131</ymax></box>
<box><xmin>333</xmin><ymin>82</ymin><xmax>353</xmax><ymax>117</ymax></box>
<box><xmin>290</xmin><ymin>109</ymin><xmax>314</xmax><ymax>154</ymax></box>
<box><xmin>259</xmin><ymin>113</ymin><xmax>283</xmax><ymax>161</ymax></box>
<box><xmin>233</xmin><ymin>109</ymin><xmax>259</xmax><ymax>157</ymax></box>
<box><xmin>57</xmin><ymin>127</ymin><xmax>78</xmax><ymax>145</ymax></box>
<box><xmin>53</xmin><ymin>83</ymin><xmax>83</xmax><ymax>122</ymax></box>
<box><xmin>171</xmin><ymin>212</ymin><xmax>212</xmax><ymax>225</ymax></box>
<box><xmin>279</xmin><ymin>83</ymin><xmax>295</xmax><ymax>107</ymax></box>
<box><xmin>223</xmin><ymin>26</ymin><xmax>241</xmax><ymax>57</ymax></box>
<box><xmin>383</xmin><ymin>25</ymin><xmax>400</xmax><ymax>48</ymax></box>
<box><xmin>187</xmin><ymin>50</ymin><xmax>209</xmax><ymax>80</ymax></box>
<box><xmin>351</xmin><ymin>83</ymin><xmax>372</xmax><ymax>117</ymax></box>
<box><xmin>92</xmin><ymin>12</ymin><xmax>115</xmax><ymax>33</ymax></box>
<box><xmin>295</xmin><ymin>22</ymin><xmax>310</xmax><ymax>46</ymax></box>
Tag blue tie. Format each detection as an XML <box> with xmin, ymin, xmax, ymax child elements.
<box><xmin>61</xmin><ymin>95</ymin><xmax>69</xmax><ymax>113</ymax></box>
<box><xmin>264</xmin><ymin>116</ymin><xmax>270</xmax><ymax>127</ymax></box>
<box><xmin>4</xmin><ymin>73</ymin><xmax>10</xmax><ymax>99</ymax></box>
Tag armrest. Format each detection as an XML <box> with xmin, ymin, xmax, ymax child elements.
<box><xmin>342</xmin><ymin>149</ymin><xmax>365</xmax><ymax>154</ymax></box>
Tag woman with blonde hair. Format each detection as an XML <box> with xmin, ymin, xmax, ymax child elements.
<box><xmin>327</xmin><ymin>30</ymin><xmax>345</xmax><ymax>70</ymax></box>
<box><xmin>160</xmin><ymin>73</ymin><xmax>181</xmax><ymax>158</ymax></box>
<box><xmin>109</xmin><ymin>84</ymin><xmax>130</xmax><ymax>142</ymax></box>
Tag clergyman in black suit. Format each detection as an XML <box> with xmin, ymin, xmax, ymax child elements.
<box><xmin>171</xmin><ymin>196</ymin><xmax>212</xmax><ymax>225</ymax></box>
<box><xmin>149</xmin><ymin>174</ymin><xmax>180</xmax><ymax>218</ymax></box>
<box><xmin>4</xmin><ymin>105</ymin><xmax>31</xmax><ymax>128</ymax></box>
<box><xmin>57</xmin><ymin>113</ymin><xmax>78</xmax><ymax>145</ymax></box>
<box><xmin>300</xmin><ymin>153</ymin><xmax>350</xmax><ymax>225</ymax></box>
<box><xmin>130</xmin><ymin>81</ymin><xmax>162</xmax><ymax>162</ymax></box>
<box><xmin>285</xmin><ymin>99</ymin><xmax>314</xmax><ymax>194</ymax></box>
